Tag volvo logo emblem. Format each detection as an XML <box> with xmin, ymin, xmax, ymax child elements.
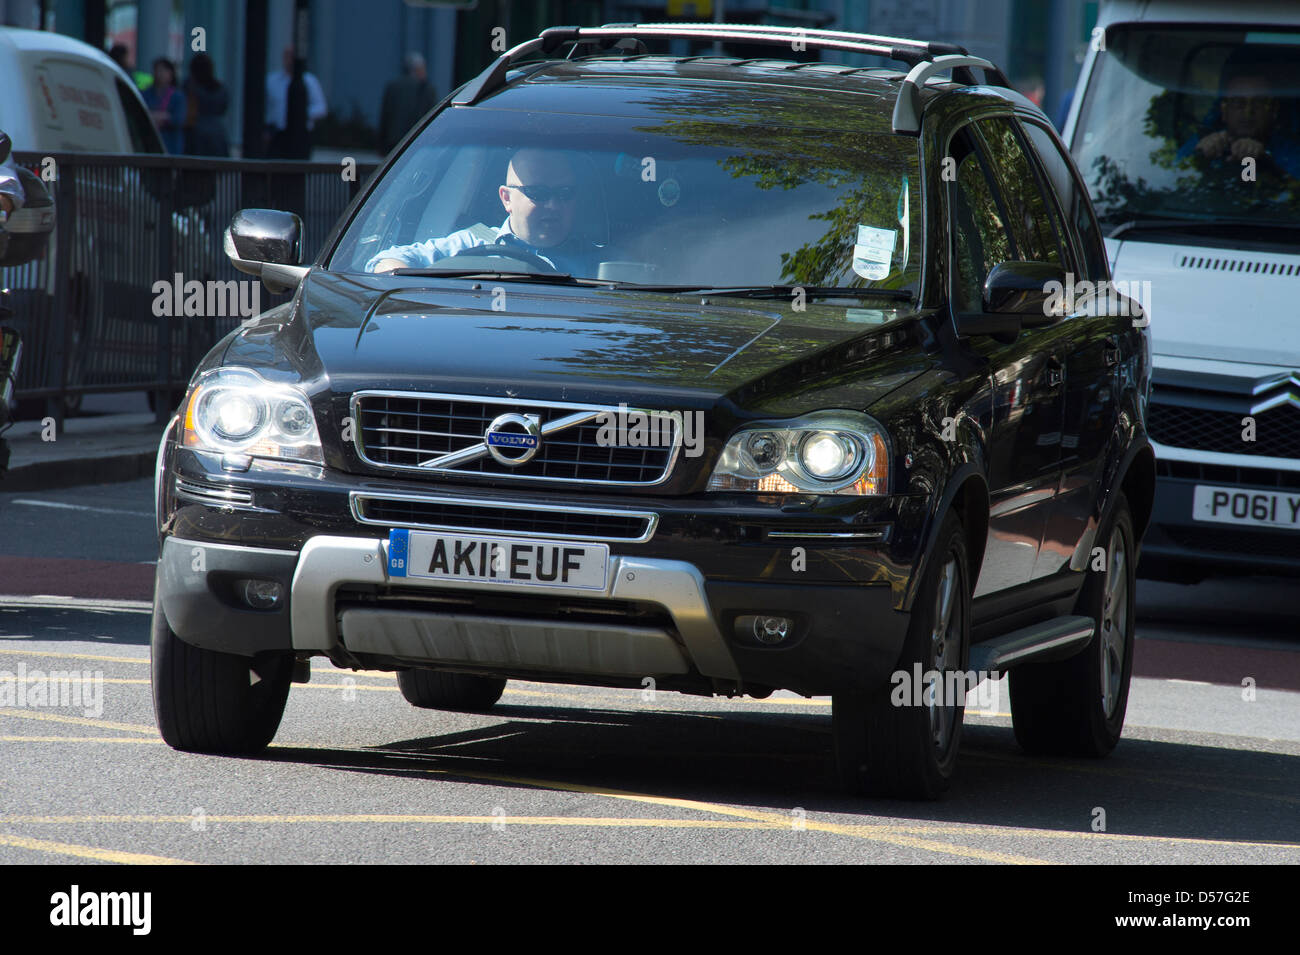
<box><xmin>484</xmin><ymin>413</ymin><xmax>542</xmax><ymax>466</ymax></box>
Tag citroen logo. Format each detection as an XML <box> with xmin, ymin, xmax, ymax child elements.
<box><xmin>484</xmin><ymin>413</ymin><xmax>542</xmax><ymax>466</ymax></box>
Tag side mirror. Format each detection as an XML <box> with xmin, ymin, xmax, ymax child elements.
<box><xmin>0</xmin><ymin>132</ymin><xmax>11</xmax><ymax>164</ymax></box>
<box><xmin>224</xmin><ymin>208</ymin><xmax>309</xmax><ymax>293</ymax></box>
<box><xmin>982</xmin><ymin>260</ymin><xmax>1067</xmax><ymax>318</ymax></box>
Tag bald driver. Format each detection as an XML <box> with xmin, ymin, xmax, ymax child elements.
<box><xmin>366</xmin><ymin>149</ymin><xmax>596</xmax><ymax>274</ymax></box>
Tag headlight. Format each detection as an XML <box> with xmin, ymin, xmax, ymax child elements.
<box><xmin>707</xmin><ymin>414</ymin><xmax>889</xmax><ymax>495</ymax></box>
<box><xmin>182</xmin><ymin>367</ymin><xmax>323</xmax><ymax>463</ymax></box>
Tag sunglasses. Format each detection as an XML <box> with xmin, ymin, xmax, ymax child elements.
<box><xmin>504</xmin><ymin>183</ymin><xmax>579</xmax><ymax>203</ymax></box>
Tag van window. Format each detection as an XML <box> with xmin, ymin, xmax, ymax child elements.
<box><xmin>116</xmin><ymin>79</ymin><xmax>163</xmax><ymax>154</ymax></box>
<box><xmin>1071</xmin><ymin>25</ymin><xmax>1300</xmax><ymax>237</ymax></box>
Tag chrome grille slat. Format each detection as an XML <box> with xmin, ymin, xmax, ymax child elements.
<box><xmin>350</xmin><ymin>491</ymin><xmax>659</xmax><ymax>543</ymax></box>
<box><xmin>351</xmin><ymin>390</ymin><xmax>679</xmax><ymax>485</ymax></box>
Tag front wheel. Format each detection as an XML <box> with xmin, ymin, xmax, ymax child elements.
<box><xmin>151</xmin><ymin>591</ymin><xmax>293</xmax><ymax>754</ymax></box>
<box><xmin>1009</xmin><ymin>493</ymin><xmax>1136</xmax><ymax>756</ymax></box>
<box><xmin>833</xmin><ymin>509</ymin><xmax>971</xmax><ymax>799</ymax></box>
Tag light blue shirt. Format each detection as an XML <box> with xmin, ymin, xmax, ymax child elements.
<box><xmin>365</xmin><ymin>217</ymin><xmax>596</xmax><ymax>274</ymax></box>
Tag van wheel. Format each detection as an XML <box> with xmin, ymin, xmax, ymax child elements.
<box><xmin>1010</xmin><ymin>493</ymin><xmax>1136</xmax><ymax>756</ymax></box>
<box><xmin>833</xmin><ymin>509</ymin><xmax>970</xmax><ymax>799</ymax></box>
<box><xmin>151</xmin><ymin>592</ymin><xmax>293</xmax><ymax>754</ymax></box>
<box><xmin>398</xmin><ymin>669</ymin><xmax>507</xmax><ymax>712</ymax></box>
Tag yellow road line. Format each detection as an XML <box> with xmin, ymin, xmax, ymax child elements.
<box><xmin>0</xmin><ymin>647</ymin><xmax>149</xmax><ymax>665</ymax></box>
<box><xmin>4</xmin><ymin>812</ymin><xmax>1296</xmax><ymax>853</ymax></box>
<box><xmin>414</xmin><ymin>766</ymin><xmax>1051</xmax><ymax>864</ymax></box>
<box><xmin>0</xmin><ymin>832</ymin><xmax>194</xmax><ymax>865</ymax></box>
<box><xmin>1</xmin><ymin>813</ymin><xmax>780</xmax><ymax>829</ymax></box>
<box><xmin>0</xmin><ymin>735</ymin><xmax>162</xmax><ymax>743</ymax></box>
<box><xmin>0</xmin><ymin>708</ymin><xmax>157</xmax><ymax>734</ymax></box>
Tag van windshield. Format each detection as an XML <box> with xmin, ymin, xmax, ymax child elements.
<box><xmin>1071</xmin><ymin>25</ymin><xmax>1300</xmax><ymax>235</ymax></box>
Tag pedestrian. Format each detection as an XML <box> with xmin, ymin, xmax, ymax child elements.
<box><xmin>108</xmin><ymin>42</ymin><xmax>152</xmax><ymax>92</ymax></box>
<box><xmin>265</xmin><ymin>46</ymin><xmax>327</xmax><ymax>159</ymax></box>
<box><xmin>144</xmin><ymin>57</ymin><xmax>186</xmax><ymax>154</ymax></box>
<box><xmin>183</xmin><ymin>53</ymin><xmax>229</xmax><ymax>156</ymax></box>
<box><xmin>379</xmin><ymin>52</ymin><xmax>437</xmax><ymax>155</ymax></box>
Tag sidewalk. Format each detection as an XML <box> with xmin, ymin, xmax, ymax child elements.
<box><xmin>2</xmin><ymin>411</ymin><xmax>165</xmax><ymax>493</ymax></box>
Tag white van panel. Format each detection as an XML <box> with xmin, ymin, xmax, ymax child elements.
<box><xmin>27</xmin><ymin>57</ymin><xmax>127</xmax><ymax>153</ymax></box>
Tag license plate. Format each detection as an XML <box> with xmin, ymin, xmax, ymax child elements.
<box><xmin>1192</xmin><ymin>485</ymin><xmax>1300</xmax><ymax>531</ymax></box>
<box><xmin>386</xmin><ymin>529</ymin><xmax>609</xmax><ymax>591</ymax></box>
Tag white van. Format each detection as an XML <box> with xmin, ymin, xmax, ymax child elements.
<box><xmin>0</xmin><ymin>26</ymin><xmax>163</xmax><ymax>154</ymax></box>
<box><xmin>1063</xmin><ymin>0</ymin><xmax>1300</xmax><ymax>582</ymax></box>
<box><xmin>0</xmin><ymin>27</ymin><xmax>187</xmax><ymax>415</ymax></box>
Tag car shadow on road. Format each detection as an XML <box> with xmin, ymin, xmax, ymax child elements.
<box><xmin>258</xmin><ymin>702</ymin><xmax>1300</xmax><ymax>847</ymax></box>
<box><xmin>0</xmin><ymin>606</ymin><xmax>150</xmax><ymax>645</ymax></box>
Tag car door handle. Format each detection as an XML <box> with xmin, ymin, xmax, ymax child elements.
<box><xmin>1046</xmin><ymin>356</ymin><xmax>1063</xmax><ymax>388</ymax></box>
<box><xmin>1103</xmin><ymin>337</ymin><xmax>1120</xmax><ymax>367</ymax></box>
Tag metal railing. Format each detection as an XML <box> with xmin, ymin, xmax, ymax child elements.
<box><xmin>1</xmin><ymin>152</ymin><xmax>376</xmax><ymax>422</ymax></box>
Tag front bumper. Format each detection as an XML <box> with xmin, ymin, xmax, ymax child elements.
<box><xmin>157</xmin><ymin>533</ymin><xmax>910</xmax><ymax>696</ymax></box>
<box><xmin>1140</xmin><ymin>460</ymin><xmax>1300</xmax><ymax>579</ymax></box>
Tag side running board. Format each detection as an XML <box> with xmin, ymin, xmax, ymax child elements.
<box><xmin>969</xmin><ymin>615</ymin><xmax>1095</xmax><ymax>673</ymax></box>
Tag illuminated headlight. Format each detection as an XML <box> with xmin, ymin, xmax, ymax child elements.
<box><xmin>182</xmin><ymin>367</ymin><xmax>323</xmax><ymax>463</ymax></box>
<box><xmin>707</xmin><ymin>414</ymin><xmax>889</xmax><ymax>495</ymax></box>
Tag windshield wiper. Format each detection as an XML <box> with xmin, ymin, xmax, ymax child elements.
<box><xmin>390</xmin><ymin>268</ymin><xmax>619</xmax><ymax>287</ymax></box>
<box><xmin>618</xmin><ymin>284</ymin><xmax>915</xmax><ymax>302</ymax></box>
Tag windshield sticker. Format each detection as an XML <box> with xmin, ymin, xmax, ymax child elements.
<box><xmin>856</xmin><ymin>225</ymin><xmax>897</xmax><ymax>253</ymax></box>
<box><xmin>852</xmin><ymin>248</ymin><xmax>891</xmax><ymax>280</ymax></box>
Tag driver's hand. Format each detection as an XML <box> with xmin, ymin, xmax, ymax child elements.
<box><xmin>1197</xmin><ymin>130</ymin><xmax>1231</xmax><ymax>158</ymax></box>
<box><xmin>371</xmin><ymin>257</ymin><xmax>407</xmax><ymax>273</ymax></box>
<box><xmin>0</xmin><ymin>195</ymin><xmax>13</xmax><ymax>215</ymax></box>
<box><xmin>1230</xmin><ymin>137</ymin><xmax>1266</xmax><ymax>162</ymax></box>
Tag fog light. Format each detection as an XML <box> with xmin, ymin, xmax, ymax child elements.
<box><xmin>734</xmin><ymin>614</ymin><xmax>795</xmax><ymax>646</ymax></box>
<box><xmin>239</xmin><ymin>579</ymin><xmax>282</xmax><ymax>610</ymax></box>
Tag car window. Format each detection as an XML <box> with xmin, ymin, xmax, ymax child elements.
<box><xmin>116</xmin><ymin>78</ymin><xmax>164</xmax><ymax>154</ymax></box>
<box><xmin>1021</xmin><ymin>119</ymin><xmax>1109</xmax><ymax>282</ymax></box>
<box><xmin>948</xmin><ymin>126</ymin><xmax>1017</xmax><ymax>312</ymax></box>
<box><xmin>977</xmin><ymin>117</ymin><xmax>1068</xmax><ymax>268</ymax></box>
<box><xmin>329</xmin><ymin>106</ymin><xmax>924</xmax><ymax>296</ymax></box>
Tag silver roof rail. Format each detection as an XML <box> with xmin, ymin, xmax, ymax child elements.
<box><xmin>891</xmin><ymin>54</ymin><xmax>1005</xmax><ymax>134</ymax></box>
<box><xmin>452</xmin><ymin>22</ymin><xmax>1010</xmax><ymax>133</ymax></box>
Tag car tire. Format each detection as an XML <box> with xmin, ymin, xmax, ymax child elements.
<box><xmin>151</xmin><ymin>591</ymin><xmax>293</xmax><ymax>754</ymax></box>
<box><xmin>397</xmin><ymin>669</ymin><xmax>507</xmax><ymax>712</ymax></box>
<box><xmin>1009</xmin><ymin>492</ymin><xmax>1136</xmax><ymax>757</ymax></box>
<box><xmin>833</xmin><ymin>508</ymin><xmax>970</xmax><ymax>799</ymax></box>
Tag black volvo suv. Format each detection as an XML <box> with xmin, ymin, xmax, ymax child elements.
<box><xmin>152</xmin><ymin>23</ymin><xmax>1154</xmax><ymax>799</ymax></box>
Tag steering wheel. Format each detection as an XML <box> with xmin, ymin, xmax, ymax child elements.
<box><xmin>444</xmin><ymin>245</ymin><xmax>563</xmax><ymax>273</ymax></box>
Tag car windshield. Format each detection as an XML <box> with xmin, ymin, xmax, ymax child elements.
<box><xmin>1071</xmin><ymin>25</ymin><xmax>1300</xmax><ymax>234</ymax></box>
<box><xmin>328</xmin><ymin>102</ymin><xmax>922</xmax><ymax>294</ymax></box>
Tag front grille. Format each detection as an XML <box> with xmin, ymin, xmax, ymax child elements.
<box><xmin>1148</xmin><ymin>402</ymin><xmax>1300</xmax><ymax>459</ymax></box>
<box><xmin>1157</xmin><ymin>459</ymin><xmax>1300</xmax><ymax>490</ymax></box>
<box><xmin>352</xmin><ymin>392</ymin><xmax>677</xmax><ymax>485</ymax></box>
<box><xmin>352</xmin><ymin>493</ymin><xmax>656</xmax><ymax>542</ymax></box>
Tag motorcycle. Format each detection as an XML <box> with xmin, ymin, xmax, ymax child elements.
<box><xmin>0</xmin><ymin>131</ymin><xmax>56</xmax><ymax>473</ymax></box>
